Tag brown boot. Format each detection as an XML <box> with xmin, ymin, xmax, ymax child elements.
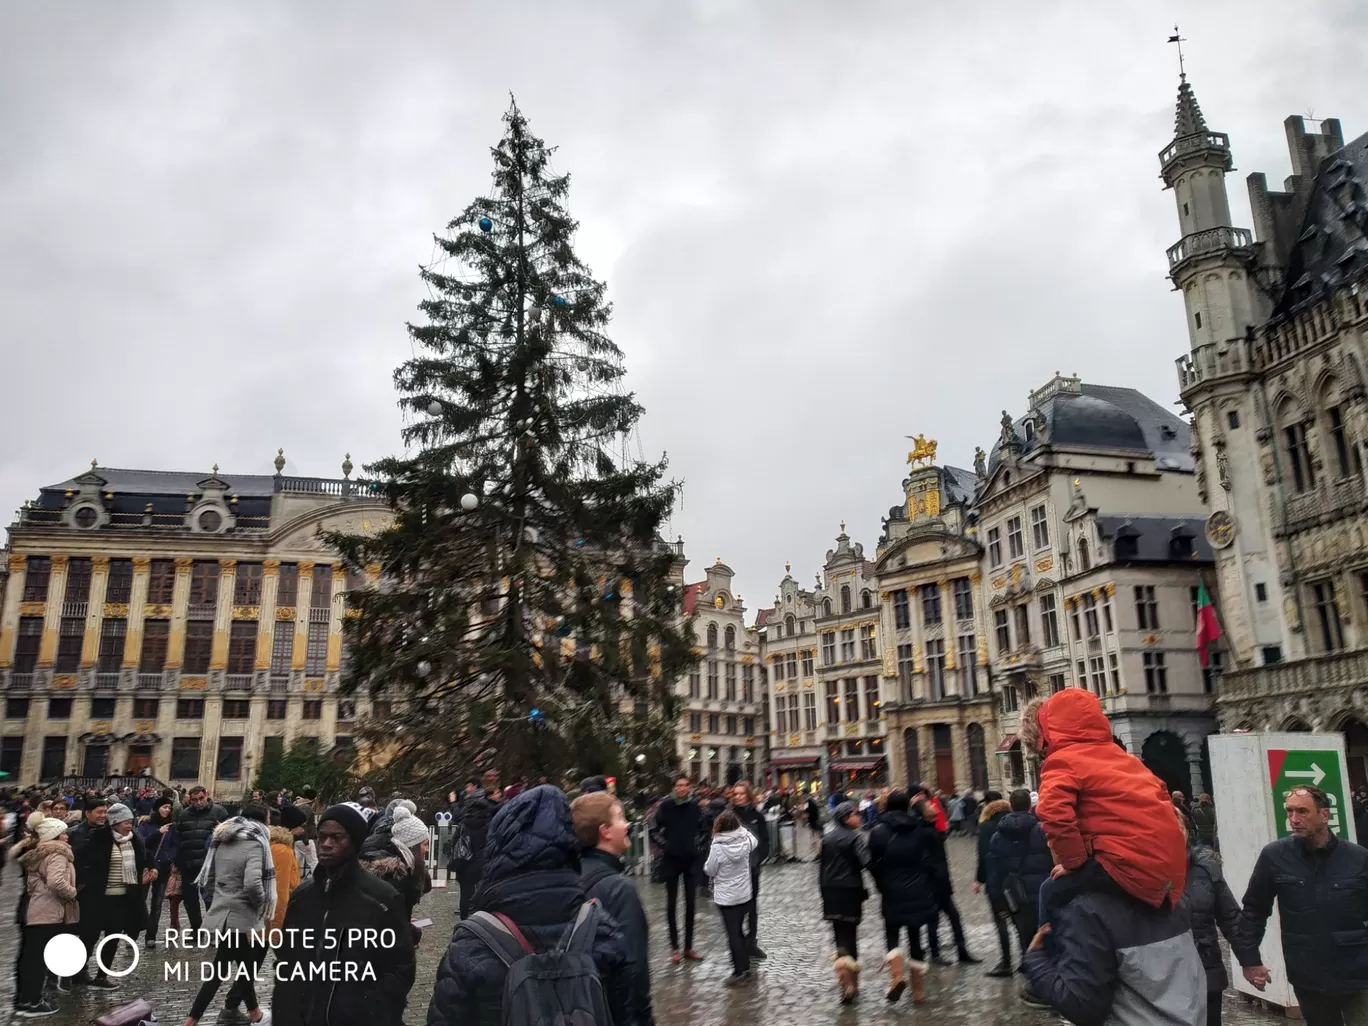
<box><xmin>834</xmin><ymin>954</ymin><xmax>858</xmax><ymax>1003</ymax></box>
<box><xmin>907</xmin><ymin>956</ymin><xmax>928</xmax><ymax>1004</ymax></box>
<box><xmin>883</xmin><ymin>948</ymin><xmax>907</xmax><ymax>1003</ymax></box>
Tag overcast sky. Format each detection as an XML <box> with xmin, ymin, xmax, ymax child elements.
<box><xmin>2</xmin><ymin>1</ymin><xmax>1365</xmax><ymax>614</ymax></box>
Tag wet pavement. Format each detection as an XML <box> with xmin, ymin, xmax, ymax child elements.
<box><xmin>0</xmin><ymin>831</ymin><xmax>1281</xmax><ymax>1026</ymax></box>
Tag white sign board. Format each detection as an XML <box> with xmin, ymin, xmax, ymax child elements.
<box><xmin>1208</xmin><ymin>732</ymin><xmax>1355</xmax><ymax>1014</ymax></box>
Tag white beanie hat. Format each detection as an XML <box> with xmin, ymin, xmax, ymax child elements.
<box><xmin>29</xmin><ymin>810</ymin><xmax>68</xmax><ymax>842</ymax></box>
<box><xmin>390</xmin><ymin>806</ymin><xmax>428</xmax><ymax>849</ymax></box>
<box><xmin>107</xmin><ymin>803</ymin><xmax>134</xmax><ymax>825</ymax></box>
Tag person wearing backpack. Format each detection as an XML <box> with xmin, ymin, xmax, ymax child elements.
<box><xmin>428</xmin><ymin>785</ymin><xmax>631</xmax><ymax>1026</ymax></box>
<box><xmin>572</xmin><ymin>792</ymin><xmax>654</xmax><ymax>1026</ymax></box>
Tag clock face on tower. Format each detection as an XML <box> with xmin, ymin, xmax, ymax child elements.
<box><xmin>1205</xmin><ymin>510</ymin><xmax>1236</xmax><ymax>549</ymax></box>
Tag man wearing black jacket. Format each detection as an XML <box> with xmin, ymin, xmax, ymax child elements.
<box><xmin>174</xmin><ymin>785</ymin><xmax>227</xmax><ymax>931</ymax></box>
<box><xmin>574</xmin><ymin>792</ymin><xmax>654</xmax><ymax>1026</ymax></box>
<box><xmin>454</xmin><ymin>774</ymin><xmax>499</xmax><ymax>919</ymax></box>
<box><xmin>271</xmin><ymin>803</ymin><xmax>415</xmax><ymax>1026</ymax></box>
<box><xmin>651</xmin><ymin>775</ymin><xmax>703</xmax><ymax>962</ymax></box>
<box><xmin>731</xmin><ymin>782</ymin><xmax>769</xmax><ymax>959</ymax></box>
<box><xmin>1240</xmin><ymin>785</ymin><xmax>1368</xmax><ymax>1025</ymax></box>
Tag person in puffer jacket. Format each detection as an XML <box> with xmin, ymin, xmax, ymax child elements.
<box><xmin>426</xmin><ymin>786</ymin><xmax>631</xmax><ymax>1026</ymax></box>
<box><xmin>16</xmin><ymin>812</ymin><xmax>78</xmax><ymax>1015</ymax></box>
<box><xmin>361</xmin><ymin>807</ymin><xmax>432</xmax><ymax>946</ymax></box>
<box><xmin>1020</xmin><ymin>690</ymin><xmax>1187</xmax><ymax>925</ymax></box>
<box><xmin>1178</xmin><ymin>811</ymin><xmax>1259</xmax><ymax>1026</ymax></box>
<box><xmin>704</xmin><ymin>809</ymin><xmax>758</xmax><ymax>987</ymax></box>
<box><xmin>987</xmin><ymin>788</ymin><xmax>1055</xmax><ymax>973</ymax></box>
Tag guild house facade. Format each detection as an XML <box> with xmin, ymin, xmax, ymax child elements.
<box><xmin>675</xmin><ymin>558</ymin><xmax>768</xmax><ymax>786</ymax></box>
<box><xmin>1164</xmin><ymin>74</ymin><xmax>1368</xmax><ymax>785</ymax></box>
<box><xmin>873</xmin><ymin>436</ymin><xmax>999</xmax><ymax>797</ymax></box>
<box><xmin>975</xmin><ymin>373</ymin><xmax>1218</xmax><ymax>796</ymax></box>
<box><xmin>0</xmin><ymin>454</ymin><xmax>391</xmax><ymax>789</ymax></box>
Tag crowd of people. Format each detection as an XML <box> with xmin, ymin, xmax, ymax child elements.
<box><xmin>4</xmin><ymin>686</ymin><xmax>1368</xmax><ymax>1026</ymax></box>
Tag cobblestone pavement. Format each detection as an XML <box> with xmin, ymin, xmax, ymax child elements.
<box><xmin>0</xmin><ymin>833</ymin><xmax>1282</xmax><ymax>1026</ymax></box>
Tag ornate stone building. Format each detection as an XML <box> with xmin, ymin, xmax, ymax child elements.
<box><xmin>758</xmin><ymin>565</ymin><xmax>823</xmax><ymax>790</ymax></box>
<box><xmin>976</xmin><ymin>373</ymin><xmax>1217</xmax><ymax>794</ymax></box>
<box><xmin>675</xmin><ymin>558</ymin><xmax>766</xmax><ymax>785</ymax></box>
<box><xmin>811</xmin><ymin>525</ymin><xmax>888</xmax><ymax>792</ymax></box>
<box><xmin>1165</xmin><ymin>75</ymin><xmax>1368</xmax><ymax>783</ymax></box>
<box><xmin>874</xmin><ymin>438</ymin><xmax>998</xmax><ymax>795</ymax></box>
<box><xmin>0</xmin><ymin>454</ymin><xmax>391</xmax><ymax>789</ymax></box>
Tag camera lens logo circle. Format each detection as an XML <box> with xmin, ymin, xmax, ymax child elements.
<box><xmin>43</xmin><ymin>933</ymin><xmax>140</xmax><ymax>979</ymax></box>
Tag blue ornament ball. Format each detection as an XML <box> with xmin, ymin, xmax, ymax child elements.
<box><xmin>552</xmin><ymin>295</ymin><xmax>567</xmax><ymax>307</ymax></box>
<box><xmin>478</xmin><ymin>217</ymin><xmax>493</xmax><ymax>233</ymax></box>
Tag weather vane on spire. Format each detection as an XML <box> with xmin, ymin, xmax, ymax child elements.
<box><xmin>1168</xmin><ymin>25</ymin><xmax>1187</xmax><ymax>79</ymax></box>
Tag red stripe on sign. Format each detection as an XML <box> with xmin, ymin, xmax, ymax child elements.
<box><xmin>1268</xmin><ymin>749</ymin><xmax>1288</xmax><ymax>783</ymax></box>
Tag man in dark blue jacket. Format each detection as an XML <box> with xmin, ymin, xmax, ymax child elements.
<box><xmin>1023</xmin><ymin>870</ymin><xmax>1205</xmax><ymax>1025</ymax></box>
<box><xmin>972</xmin><ymin>792</ymin><xmax>1010</xmax><ymax>975</ymax></box>
<box><xmin>1239</xmin><ymin>785</ymin><xmax>1368</xmax><ymax>1025</ymax></box>
<box><xmin>428</xmin><ymin>786</ymin><xmax>631</xmax><ymax>1026</ymax></box>
<box><xmin>988</xmin><ymin>788</ymin><xmax>1054</xmax><ymax>976</ymax></box>
<box><xmin>573</xmin><ymin>791</ymin><xmax>653</xmax><ymax>1026</ymax></box>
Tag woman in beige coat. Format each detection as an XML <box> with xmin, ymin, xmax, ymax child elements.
<box><xmin>17</xmin><ymin>811</ymin><xmax>79</xmax><ymax>1016</ymax></box>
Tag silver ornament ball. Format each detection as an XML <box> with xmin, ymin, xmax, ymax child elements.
<box><xmin>416</xmin><ymin>660</ymin><xmax>431</xmax><ymax>678</ymax></box>
<box><xmin>427</xmin><ymin>400</ymin><xmax>442</xmax><ymax>417</ymax></box>
<box><xmin>460</xmin><ymin>493</ymin><xmax>479</xmax><ymax>511</ymax></box>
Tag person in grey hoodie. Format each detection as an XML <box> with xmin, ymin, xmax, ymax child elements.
<box><xmin>185</xmin><ymin>803</ymin><xmax>274</xmax><ymax>1026</ymax></box>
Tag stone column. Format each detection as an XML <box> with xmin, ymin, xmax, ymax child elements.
<box><xmin>325</xmin><ymin>564</ymin><xmax>346</xmax><ymax>672</ymax></box>
<box><xmin>210</xmin><ymin>560</ymin><xmax>238</xmax><ymax>670</ymax></box>
<box><xmin>37</xmin><ymin>556</ymin><xmax>70</xmax><ymax>667</ymax></box>
<box><xmin>292</xmin><ymin>563</ymin><xmax>315</xmax><ymax>670</ymax></box>
<box><xmin>255</xmin><ymin>561</ymin><xmax>281</xmax><ymax>671</ymax></box>
<box><xmin>0</xmin><ymin>554</ymin><xmax>26</xmax><ymax>667</ymax></box>
<box><xmin>939</xmin><ymin>579</ymin><xmax>956</xmax><ymax>690</ymax></box>
<box><xmin>164</xmin><ymin>558</ymin><xmax>194</xmax><ymax>669</ymax></box>
<box><xmin>121</xmin><ymin>558</ymin><xmax>150</xmax><ymax>670</ymax></box>
<box><xmin>80</xmin><ymin>557</ymin><xmax>111</xmax><ymax>668</ymax></box>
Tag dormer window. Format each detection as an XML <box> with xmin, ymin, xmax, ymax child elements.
<box><xmin>74</xmin><ymin>506</ymin><xmax>99</xmax><ymax>529</ymax></box>
<box><xmin>1024</xmin><ymin>421</ymin><xmax>1035</xmax><ymax>441</ymax></box>
<box><xmin>199</xmin><ymin>509</ymin><xmax>223</xmax><ymax>533</ymax></box>
<box><xmin>1170</xmin><ymin>532</ymin><xmax>1195</xmax><ymax>559</ymax></box>
<box><xmin>1115</xmin><ymin>535</ymin><xmax>1139</xmax><ymax>561</ymax></box>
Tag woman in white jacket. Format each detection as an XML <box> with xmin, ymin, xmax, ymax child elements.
<box><xmin>704</xmin><ymin>809</ymin><xmax>758</xmax><ymax>986</ymax></box>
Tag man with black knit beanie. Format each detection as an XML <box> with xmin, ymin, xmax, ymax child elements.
<box><xmin>271</xmin><ymin>803</ymin><xmax>414</xmax><ymax>1026</ymax></box>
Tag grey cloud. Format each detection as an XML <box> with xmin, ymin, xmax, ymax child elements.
<box><xmin>1</xmin><ymin>0</ymin><xmax>1364</xmax><ymax>612</ymax></box>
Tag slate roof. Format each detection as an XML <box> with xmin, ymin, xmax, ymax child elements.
<box><xmin>754</xmin><ymin>607</ymin><xmax>776</xmax><ymax>628</ymax></box>
<box><xmin>43</xmin><ymin>467</ymin><xmax>279</xmax><ymax>497</ymax></box>
<box><xmin>942</xmin><ymin>466</ymin><xmax>978</xmax><ymax>506</ymax></box>
<box><xmin>1095</xmin><ymin>514</ymin><xmax>1214</xmax><ymax>563</ymax></box>
<box><xmin>988</xmin><ymin>383</ymin><xmax>1193</xmax><ymax>474</ymax></box>
<box><xmin>1274</xmin><ymin>130</ymin><xmax>1368</xmax><ymax>317</ymax></box>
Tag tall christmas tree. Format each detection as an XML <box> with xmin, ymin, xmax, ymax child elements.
<box><xmin>331</xmin><ymin>102</ymin><xmax>693</xmax><ymax>793</ymax></box>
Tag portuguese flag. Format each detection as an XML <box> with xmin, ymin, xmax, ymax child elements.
<box><xmin>1196</xmin><ymin>581</ymin><xmax>1222</xmax><ymax>667</ymax></box>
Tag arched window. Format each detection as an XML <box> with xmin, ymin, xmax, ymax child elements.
<box><xmin>1321</xmin><ymin>377</ymin><xmax>1362</xmax><ymax>479</ymax></box>
<box><xmin>1279</xmin><ymin>398</ymin><xmax>1316</xmax><ymax>493</ymax></box>
<box><xmin>784</xmin><ymin>615</ymin><xmax>796</xmax><ymax>637</ymax></box>
<box><xmin>724</xmin><ymin>625</ymin><xmax>736</xmax><ymax>651</ymax></box>
<box><xmin>1077</xmin><ymin>537</ymin><xmax>1090</xmax><ymax>572</ymax></box>
<box><xmin>822</xmin><ymin>598</ymin><xmax>833</xmax><ymax>617</ymax></box>
<box><xmin>860</xmin><ymin>589</ymin><xmax>872</xmax><ymax>609</ymax></box>
<box><xmin>841</xmin><ymin>585</ymin><xmax>852</xmax><ymax>614</ymax></box>
<box><xmin>966</xmin><ymin>723</ymin><xmax>988</xmax><ymax>791</ymax></box>
<box><xmin>706</xmin><ymin>623</ymin><xmax>718</xmax><ymax>649</ymax></box>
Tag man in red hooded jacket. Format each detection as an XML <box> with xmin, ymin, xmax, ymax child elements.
<box><xmin>1019</xmin><ymin>689</ymin><xmax>1187</xmax><ymax>926</ymax></box>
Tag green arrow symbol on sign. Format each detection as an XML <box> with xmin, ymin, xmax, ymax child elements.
<box><xmin>1287</xmin><ymin>764</ymin><xmax>1327</xmax><ymax>785</ymax></box>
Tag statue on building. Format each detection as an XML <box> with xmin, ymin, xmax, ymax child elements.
<box><xmin>1000</xmin><ymin>410</ymin><xmax>1015</xmax><ymax>446</ymax></box>
<box><xmin>1216</xmin><ymin>444</ymin><xmax>1231</xmax><ymax>491</ymax></box>
<box><xmin>973</xmin><ymin>447</ymin><xmax>987</xmax><ymax>479</ymax></box>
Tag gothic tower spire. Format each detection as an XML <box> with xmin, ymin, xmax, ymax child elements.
<box><xmin>1173</xmin><ymin>75</ymin><xmax>1208</xmax><ymax>139</ymax></box>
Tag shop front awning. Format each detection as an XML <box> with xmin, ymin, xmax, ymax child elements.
<box><xmin>996</xmin><ymin>734</ymin><xmax>1020</xmax><ymax>753</ymax></box>
<box><xmin>770</xmin><ymin>756</ymin><xmax>820</xmax><ymax>768</ymax></box>
<box><xmin>830</xmin><ymin>756</ymin><xmax>887</xmax><ymax>772</ymax></box>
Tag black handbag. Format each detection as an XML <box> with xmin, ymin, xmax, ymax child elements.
<box><xmin>1003</xmin><ymin>872</ymin><xmax>1029</xmax><ymax>915</ymax></box>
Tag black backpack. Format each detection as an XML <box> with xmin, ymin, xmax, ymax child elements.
<box><xmin>458</xmin><ymin>899</ymin><xmax>611</xmax><ymax>1026</ymax></box>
